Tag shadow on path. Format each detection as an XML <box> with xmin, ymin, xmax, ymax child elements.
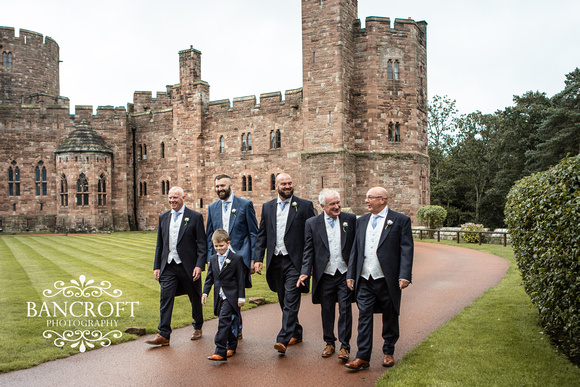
<box><xmin>0</xmin><ymin>242</ymin><xmax>508</xmax><ymax>386</ymax></box>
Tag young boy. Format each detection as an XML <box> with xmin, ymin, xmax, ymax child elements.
<box><xmin>202</xmin><ymin>229</ymin><xmax>246</xmax><ymax>361</ymax></box>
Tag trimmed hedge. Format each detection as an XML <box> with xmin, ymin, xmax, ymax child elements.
<box><xmin>416</xmin><ymin>205</ymin><xmax>447</xmax><ymax>229</ymax></box>
<box><xmin>505</xmin><ymin>155</ymin><xmax>580</xmax><ymax>365</ymax></box>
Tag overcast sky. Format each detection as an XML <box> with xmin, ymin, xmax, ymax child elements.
<box><xmin>4</xmin><ymin>0</ymin><xmax>579</xmax><ymax>115</ymax></box>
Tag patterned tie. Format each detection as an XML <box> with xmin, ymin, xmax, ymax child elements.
<box><xmin>372</xmin><ymin>214</ymin><xmax>380</xmax><ymax>229</ymax></box>
<box><xmin>174</xmin><ymin>212</ymin><xmax>180</xmax><ymax>222</ymax></box>
<box><xmin>224</xmin><ymin>201</ymin><xmax>229</xmax><ymax>213</ymax></box>
<box><xmin>280</xmin><ymin>201</ymin><xmax>287</xmax><ymax>211</ymax></box>
<box><xmin>328</xmin><ymin>217</ymin><xmax>335</xmax><ymax>228</ymax></box>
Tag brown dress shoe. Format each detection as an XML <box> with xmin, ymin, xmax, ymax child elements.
<box><xmin>207</xmin><ymin>354</ymin><xmax>226</xmax><ymax>361</ymax></box>
<box><xmin>190</xmin><ymin>329</ymin><xmax>202</xmax><ymax>340</ymax></box>
<box><xmin>338</xmin><ymin>348</ymin><xmax>350</xmax><ymax>361</ymax></box>
<box><xmin>274</xmin><ymin>342</ymin><xmax>287</xmax><ymax>353</ymax></box>
<box><xmin>288</xmin><ymin>337</ymin><xmax>302</xmax><ymax>346</ymax></box>
<box><xmin>383</xmin><ymin>354</ymin><xmax>395</xmax><ymax>367</ymax></box>
<box><xmin>227</xmin><ymin>349</ymin><xmax>235</xmax><ymax>357</ymax></box>
<box><xmin>237</xmin><ymin>332</ymin><xmax>243</xmax><ymax>340</ymax></box>
<box><xmin>345</xmin><ymin>358</ymin><xmax>370</xmax><ymax>371</ymax></box>
<box><xmin>145</xmin><ymin>333</ymin><xmax>169</xmax><ymax>346</ymax></box>
<box><xmin>322</xmin><ymin>345</ymin><xmax>335</xmax><ymax>358</ymax></box>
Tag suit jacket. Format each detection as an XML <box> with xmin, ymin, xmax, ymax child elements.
<box><xmin>202</xmin><ymin>251</ymin><xmax>246</xmax><ymax>316</ymax></box>
<box><xmin>154</xmin><ymin>207</ymin><xmax>208</xmax><ymax>296</ymax></box>
<box><xmin>347</xmin><ymin>209</ymin><xmax>413</xmax><ymax>314</ymax></box>
<box><xmin>301</xmin><ymin>212</ymin><xmax>356</xmax><ymax>304</ymax></box>
<box><xmin>254</xmin><ymin>195</ymin><xmax>316</xmax><ymax>293</ymax></box>
<box><xmin>206</xmin><ymin>195</ymin><xmax>258</xmax><ymax>269</ymax></box>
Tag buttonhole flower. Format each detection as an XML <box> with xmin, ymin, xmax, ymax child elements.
<box><xmin>184</xmin><ymin>217</ymin><xmax>190</xmax><ymax>225</ymax></box>
<box><xmin>292</xmin><ymin>202</ymin><xmax>298</xmax><ymax>211</ymax></box>
<box><xmin>224</xmin><ymin>258</ymin><xmax>231</xmax><ymax>268</ymax></box>
<box><xmin>385</xmin><ymin>219</ymin><xmax>393</xmax><ymax>230</ymax></box>
<box><xmin>232</xmin><ymin>209</ymin><xmax>237</xmax><ymax>217</ymax></box>
<box><xmin>343</xmin><ymin>222</ymin><xmax>348</xmax><ymax>232</ymax></box>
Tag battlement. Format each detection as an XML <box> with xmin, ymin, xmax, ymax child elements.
<box><xmin>0</xmin><ymin>27</ymin><xmax>59</xmax><ymax>50</ymax></box>
<box><xmin>72</xmin><ymin>105</ymin><xmax>126</xmax><ymax>120</ymax></box>
<box><xmin>132</xmin><ymin>91</ymin><xmax>172</xmax><ymax>113</ymax></box>
<box><xmin>356</xmin><ymin>17</ymin><xmax>427</xmax><ymax>33</ymax></box>
<box><xmin>207</xmin><ymin>88</ymin><xmax>302</xmax><ymax>115</ymax></box>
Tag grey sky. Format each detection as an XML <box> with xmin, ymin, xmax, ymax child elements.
<box><xmin>4</xmin><ymin>0</ymin><xmax>579</xmax><ymax>115</ymax></box>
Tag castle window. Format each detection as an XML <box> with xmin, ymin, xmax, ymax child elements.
<box><xmin>248</xmin><ymin>175</ymin><xmax>253</xmax><ymax>191</ymax></box>
<box><xmin>143</xmin><ymin>182</ymin><xmax>147</xmax><ymax>196</ymax></box>
<box><xmin>276</xmin><ymin>130</ymin><xmax>281</xmax><ymax>149</ymax></box>
<box><xmin>2</xmin><ymin>52</ymin><xmax>12</xmax><ymax>68</ymax></box>
<box><xmin>161</xmin><ymin>180</ymin><xmax>166</xmax><ymax>195</ymax></box>
<box><xmin>247</xmin><ymin>134</ymin><xmax>252</xmax><ymax>151</ymax></box>
<box><xmin>98</xmin><ymin>174</ymin><xmax>107</xmax><ymax>206</ymax></box>
<box><xmin>143</xmin><ymin>144</ymin><xmax>147</xmax><ymax>160</ymax></box>
<box><xmin>270</xmin><ymin>131</ymin><xmax>275</xmax><ymax>149</ymax></box>
<box><xmin>35</xmin><ymin>161</ymin><xmax>47</xmax><ymax>196</ymax></box>
<box><xmin>220</xmin><ymin>136</ymin><xmax>225</xmax><ymax>153</ymax></box>
<box><xmin>60</xmin><ymin>174</ymin><xmax>68</xmax><ymax>207</ymax></box>
<box><xmin>242</xmin><ymin>176</ymin><xmax>247</xmax><ymax>191</ymax></box>
<box><xmin>8</xmin><ymin>161</ymin><xmax>21</xmax><ymax>196</ymax></box>
<box><xmin>270</xmin><ymin>174</ymin><xmax>276</xmax><ymax>190</ymax></box>
<box><xmin>241</xmin><ymin>134</ymin><xmax>247</xmax><ymax>151</ymax></box>
<box><xmin>395</xmin><ymin>122</ymin><xmax>401</xmax><ymax>142</ymax></box>
<box><xmin>166</xmin><ymin>180</ymin><xmax>169</xmax><ymax>195</ymax></box>
<box><xmin>394</xmin><ymin>60</ymin><xmax>400</xmax><ymax>80</ymax></box>
<box><xmin>139</xmin><ymin>182</ymin><xmax>143</xmax><ymax>197</ymax></box>
<box><xmin>138</xmin><ymin>145</ymin><xmax>142</xmax><ymax>161</ymax></box>
<box><xmin>387</xmin><ymin>60</ymin><xmax>393</xmax><ymax>80</ymax></box>
<box><xmin>76</xmin><ymin>173</ymin><xmax>89</xmax><ymax>206</ymax></box>
<box><xmin>161</xmin><ymin>142</ymin><xmax>165</xmax><ymax>158</ymax></box>
<box><xmin>388</xmin><ymin>122</ymin><xmax>394</xmax><ymax>142</ymax></box>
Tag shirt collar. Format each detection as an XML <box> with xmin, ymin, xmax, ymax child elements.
<box><xmin>277</xmin><ymin>195</ymin><xmax>292</xmax><ymax>205</ymax></box>
<box><xmin>222</xmin><ymin>194</ymin><xmax>234</xmax><ymax>204</ymax></box>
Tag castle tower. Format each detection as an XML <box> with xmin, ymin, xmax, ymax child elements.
<box><xmin>0</xmin><ymin>27</ymin><xmax>60</xmax><ymax>105</ymax></box>
<box><xmin>300</xmin><ymin>0</ymin><xmax>358</xmax><ymax>206</ymax></box>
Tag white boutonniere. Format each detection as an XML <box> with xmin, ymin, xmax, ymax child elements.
<box><xmin>292</xmin><ymin>202</ymin><xmax>298</xmax><ymax>212</ymax></box>
<box><xmin>223</xmin><ymin>258</ymin><xmax>231</xmax><ymax>268</ymax></box>
<box><xmin>184</xmin><ymin>217</ymin><xmax>189</xmax><ymax>225</ymax></box>
<box><xmin>385</xmin><ymin>219</ymin><xmax>393</xmax><ymax>230</ymax></box>
<box><xmin>232</xmin><ymin>209</ymin><xmax>237</xmax><ymax>217</ymax></box>
<box><xmin>342</xmin><ymin>222</ymin><xmax>348</xmax><ymax>232</ymax></box>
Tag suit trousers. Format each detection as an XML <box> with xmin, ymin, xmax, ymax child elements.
<box><xmin>214</xmin><ymin>297</ymin><xmax>238</xmax><ymax>357</ymax></box>
<box><xmin>158</xmin><ymin>261</ymin><xmax>203</xmax><ymax>338</ymax></box>
<box><xmin>319</xmin><ymin>272</ymin><xmax>352</xmax><ymax>350</ymax></box>
<box><xmin>355</xmin><ymin>276</ymin><xmax>399</xmax><ymax>361</ymax></box>
<box><xmin>269</xmin><ymin>254</ymin><xmax>303</xmax><ymax>345</ymax></box>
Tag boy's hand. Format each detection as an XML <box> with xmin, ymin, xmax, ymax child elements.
<box><xmin>238</xmin><ymin>301</ymin><xmax>245</xmax><ymax>307</ymax></box>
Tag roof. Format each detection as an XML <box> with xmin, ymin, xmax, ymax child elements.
<box><xmin>54</xmin><ymin>119</ymin><xmax>113</xmax><ymax>154</ymax></box>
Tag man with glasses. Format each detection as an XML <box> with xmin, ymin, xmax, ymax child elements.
<box><xmin>345</xmin><ymin>187</ymin><xmax>414</xmax><ymax>371</ymax></box>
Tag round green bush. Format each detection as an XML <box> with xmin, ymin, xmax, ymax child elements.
<box><xmin>416</xmin><ymin>205</ymin><xmax>447</xmax><ymax>229</ymax></box>
<box><xmin>505</xmin><ymin>155</ymin><xmax>580</xmax><ymax>365</ymax></box>
<box><xmin>460</xmin><ymin>222</ymin><xmax>485</xmax><ymax>243</ymax></box>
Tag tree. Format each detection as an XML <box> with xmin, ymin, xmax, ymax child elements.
<box><xmin>428</xmin><ymin>95</ymin><xmax>458</xmax><ymax>181</ymax></box>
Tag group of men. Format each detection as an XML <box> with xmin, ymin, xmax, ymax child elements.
<box><xmin>145</xmin><ymin>172</ymin><xmax>414</xmax><ymax>371</ymax></box>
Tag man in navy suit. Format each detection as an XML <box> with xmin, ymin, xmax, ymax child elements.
<box><xmin>206</xmin><ymin>174</ymin><xmax>258</xmax><ymax>338</ymax></box>
<box><xmin>145</xmin><ymin>186</ymin><xmax>207</xmax><ymax>346</ymax></box>
<box><xmin>254</xmin><ymin>173</ymin><xmax>316</xmax><ymax>354</ymax></box>
<box><xmin>345</xmin><ymin>187</ymin><xmax>413</xmax><ymax>370</ymax></box>
<box><xmin>202</xmin><ymin>229</ymin><xmax>246</xmax><ymax>361</ymax></box>
<box><xmin>297</xmin><ymin>189</ymin><xmax>356</xmax><ymax>360</ymax></box>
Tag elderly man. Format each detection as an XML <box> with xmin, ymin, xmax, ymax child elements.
<box><xmin>297</xmin><ymin>189</ymin><xmax>356</xmax><ymax>360</ymax></box>
<box><xmin>345</xmin><ymin>187</ymin><xmax>414</xmax><ymax>370</ymax></box>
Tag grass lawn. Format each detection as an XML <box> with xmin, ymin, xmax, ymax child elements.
<box><xmin>378</xmin><ymin>240</ymin><xmax>580</xmax><ymax>386</ymax></box>
<box><xmin>0</xmin><ymin>232</ymin><xmax>277</xmax><ymax>373</ymax></box>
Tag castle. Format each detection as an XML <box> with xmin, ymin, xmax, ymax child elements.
<box><xmin>0</xmin><ymin>0</ymin><xmax>429</xmax><ymax>233</ymax></box>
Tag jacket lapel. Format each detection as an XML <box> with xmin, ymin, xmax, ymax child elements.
<box><xmin>228</xmin><ymin>196</ymin><xmax>239</xmax><ymax>233</ymax></box>
<box><xmin>177</xmin><ymin>208</ymin><xmax>188</xmax><ymax>244</ymax></box>
<box><xmin>378</xmin><ymin>211</ymin><xmax>395</xmax><ymax>247</ymax></box>
<box><xmin>317</xmin><ymin>215</ymin><xmax>330</xmax><ymax>252</ymax></box>
<box><xmin>285</xmin><ymin>197</ymin><xmax>297</xmax><ymax>234</ymax></box>
<box><xmin>339</xmin><ymin>214</ymin><xmax>347</xmax><ymax>250</ymax></box>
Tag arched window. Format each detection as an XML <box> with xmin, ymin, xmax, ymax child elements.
<box><xmin>139</xmin><ymin>182</ymin><xmax>143</xmax><ymax>197</ymax></box>
<box><xmin>8</xmin><ymin>161</ymin><xmax>21</xmax><ymax>196</ymax></box>
<box><xmin>394</xmin><ymin>60</ymin><xmax>400</xmax><ymax>80</ymax></box>
<box><xmin>270</xmin><ymin>174</ymin><xmax>276</xmax><ymax>191</ymax></box>
<box><xmin>387</xmin><ymin>60</ymin><xmax>393</xmax><ymax>80</ymax></box>
<box><xmin>138</xmin><ymin>145</ymin><xmax>142</xmax><ymax>161</ymax></box>
<box><xmin>395</xmin><ymin>122</ymin><xmax>401</xmax><ymax>142</ymax></box>
<box><xmin>161</xmin><ymin>180</ymin><xmax>166</xmax><ymax>195</ymax></box>
<box><xmin>276</xmin><ymin>130</ymin><xmax>281</xmax><ymax>149</ymax></box>
<box><xmin>388</xmin><ymin>122</ymin><xmax>394</xmax><ymax>142</ymax></box>
<box><xmin>247</xmin><ymin>134</ymin><xmax>252</xmax><ymax>150</ymax></box>
<box><xmin>143</xmin><ymin>144</ymin><xmax>147</xmax><ymax>160</ymax></box>
<box><xmin>242</xmin><ymin>176</ymin><xmax>247</xmax><ymax>191</ymax></box>
<box><xmin>166</xmin><ymin>180</ymin><xmax>170</xmax><ymax>195</ymax></box>
<box><xmin>2</xmin><ymin>52</ymin><xmax>6</xmax><ymax>68</ymax></box>
<box><xmin>270</xmin><ymin>131</ymin><xmax>275</xmax><ymax>149</ymax></box>
<box><xmin>220</xmin><ymin>136</ymin><xmax>225</xmax><ymax>153</ymax></box>
<box><xmin>143</xmin><ymin>182</ymin><xmax>147</xmax><ymax>196</ymax></box>
<box><xmin>8</xmin><ymin>52</ymin><xmax>12</xmax><ymax>68</ymax></box>
<box><xmin>98</xmin><ymin>174</ymin><xmax>107</xmax><ymax>206</ymax></box>
<box><xmin>241</xmin><ymin>134</ymin><xmax>247</xmax><ymax>151</ymax></box>
<box><xmin>60</xmin><ymin>174</ymin><xmax>68</xmax><ymax>207</ymax></box>
<box><xmin>248</xmin><ymin>175</ymin><xmax>253</xmax><ymax>191</ymax></box>
<box><xmin>35</xmin><ymin>161</ymin><xmax>47</xmax><ymax>196</ymax></box>
<box><xmin>161</xmin><ymin>142</ymin><xmax>165</xmax><ymax>158</ymax></box>
<box><xmin>76</xmin><ymin>173</ymin><xmax>89</xmax><ymax>206</ymax></box>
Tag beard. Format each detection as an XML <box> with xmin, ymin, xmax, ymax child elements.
<box><xmin>278</xmin><ymin>186</ymin><xmax>293</xmax><ymax>200</ymax></box>
<box><xmin>217</xmin><ymin>186</ymin><xmax>232</xmax><ymax>200</ymax></box>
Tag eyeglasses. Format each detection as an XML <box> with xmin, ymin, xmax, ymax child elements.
<box><xmin>365</xmin><ymin>196</ymin><xmax>383</xmax><ymax>200</ymax></box>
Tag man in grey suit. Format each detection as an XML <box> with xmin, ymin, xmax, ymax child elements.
<box><xmin>345</xmin><ymin>187</ymin><xmax>413</xmax><ymax>370</ymax></box>
<box><xmin>254</xmin><ymin>173</ymin><xmax>316</xmax><ymax>354</ymax></box>
<box><xmin>146</xmin><ymin>186</ymin><xmax>207</xmax><ymax>346</ymax></box>
<box><xmin>297</xmin><ymin>189</ymin><xmax>356</xmax><ymax>360</ymax></box>
<box><xmin>206</xmin><ymin>174</ymin><xmax>258</xmax><ymax>338</ymax></box>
